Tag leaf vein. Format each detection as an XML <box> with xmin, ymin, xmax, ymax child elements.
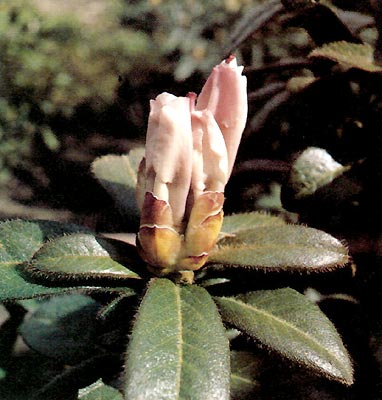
<box><xmin>223</xmin><ymin>297</ymin><xmax>340</xmax><ymax>365</ymax></box>
<box><xmin>175</xmin><ymin>285</ymin><xmax>182</xmax><ymax>400</ymax></box>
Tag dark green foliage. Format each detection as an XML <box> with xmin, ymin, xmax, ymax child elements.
<box><xmin>215</xmin><ymin>288</ymin><xmax>353</xmax><ymax>384</ymax></box>
<box><xmin>91</xmin><ymin>151</ymin><xmax>144</xmax><ymax>228</ymax></box>
<box><xmin>0</xmin><ymin>220</ymin><xmax>92</xmax><ymax>300</ymax></box>
<box><xmin>0</xmin><ymin>210</ymin><xmax>352</xmax><ymax>399</ymax></box>
<box><xmin>20</xmin><ymin>295</ymin><xmax>102</xmax><ymax>364</ymax></box>
<box><xmin>28</xmin><ymin>233</ymin><xmax>142</xmax><ymax>282</ymax></box>
<box><xmin>78</xmin><ymin>380</ymin><xmax>123</xmax><ymax>400</ymax></box>
<box><xmin>210</xmin><ymin>222</ymin><xmax>349</xmax><ymax>271</ymax></box>
<box><xmin>0</xmin><ymin>0</ymin><xmax>156</xmax><ymax>188</ymax></box>
<box><xmin>124</xmin><ymin>279</ymin><xmax>230</xmax><ymax>400</ymax></box>
<box><xmin>230</xmin><ymin>351</ymin><xmax>261</xmax><ymax>400</ymax></box>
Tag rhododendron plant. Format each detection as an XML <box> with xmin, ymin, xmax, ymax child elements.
<box><xmin>0</xmin><ymin>18</ymin><xmax>356</xmax><ymax>397</ymax></box>
<box><xmin>136</xmin><ymin>56</ymin><xmax>248</xmax><ymax>276</ymax></box>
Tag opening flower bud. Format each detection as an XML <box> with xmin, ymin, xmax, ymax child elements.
<box><xmin>136</xmin><ymin>56</ymin><xmax>247</xmax><ymax>276</ymax></box>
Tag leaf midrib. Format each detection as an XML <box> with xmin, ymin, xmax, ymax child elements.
<box><xmin>0</xmin><ymin>260</ymin><xmax>22</xmax><ymax>267</ymax></box>
<box><xmin>31</xmin><ymin>255</ymin><xmax>139</xmax><ymax>278</ymax></box>
<box><xmin>174</xmin><ymin>284</ymin><xmax>183</xmax><ymax>400</ymax></box>
<box><xmin>123</xmin><ymin>155</ymin><xmax>139</xmax><ymax>185</ymax></box>
<box><xmin>34</xmin><ymin>254</ymin><xmax>116</xmax><ymax>261</ymax></box>
<box><xmin>216</xmin><ymin>243</ymin><xmax>344</xmax><ymax>253</ymax></box>
<box><xmin>231</xmin><ymin>373</ymin><xmax>257</xmax><ymax>386</ymax></box>
<box><xmin>220</xmin><ymin>297</ymin><xmax>342</xmax><ymax>368</ymax></box>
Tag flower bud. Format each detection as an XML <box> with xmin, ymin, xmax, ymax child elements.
<box><xmin>136</xmin><ymin>56</ymin><xmax>247</xmax><ymax>276</ymax></box>
<box><xmin>196</xmin><ymin>55</ymin><xmax>248</xmax><ymax>175</ymax></box>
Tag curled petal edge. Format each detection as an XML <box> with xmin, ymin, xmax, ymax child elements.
<box><xmin>140</xmin><ymin>192</ymin><xmax>174</xmax><ymax>227</ymax></box>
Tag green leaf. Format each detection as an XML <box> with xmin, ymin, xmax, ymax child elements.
<box><xmin>0</xmin><ymin>266</ymin><xmax>70</xmax><ymax>302</ymax></box>
<box><xmin>97</xmin><ymin>291</ymin><xmax>136</xmax><ymax>320</ymax></box>
<box><xmin>20</xmin><ymin>294</ymin><xmax>102</xmax><ymax>364</ymax></box>
<box><xmin>78</xmin><ymin>380</ymin><xmax>123</xmax><ymax>400</ymax></box>
<box><xmin>27</xmin><ymin>233</ymin><xmax>143</xmax><ymax>283</ymax></box>
<box><xmin>0</xmin><ymin>219</ymin><xmax>92</xmax><ymax>263</ymax></box>
<box><xmin>91</xmin><ymin>149</ymin><xmax>144</xmax><ymax>222</ymax></box>
<box><xmin>286</xmin><ymin>76</ymin><xmax>317</xmax><ymax>93</ymax></box>
<box><xmin>221</xmin><ymin>212</ymin><xmax>285</xmax><ymax>236</ymax></box>
<box><xmin>287</xmin><ymin>147</ymin><xmax>348</xmax><ymax>199</ymax></box>
<box><xmin>208</xmin><ymin>224</ymin><xmax>349</xmax><ymax>271</ymax></box>
<box><xmin>282</xmin><ymin>147</ymin><xmax>362</xmax><ymax>215</ymax></box>
<box><xmin>125</xmin><ymin>278</ymin><xmax>230</xmax><ymax>400</ymax></box>
<box><xmin>34</xmin><ymin>354</ymin><xmax>119</xmax><ymax>400</ymax></box>
<box><xmin>230</xmin><ymin>351</ymin><xmax>261</xmax><ymax>400</ymax></box>
<box><xmin>215</xmin><ymin>288</ymin><xmax>353</xmax><ymax>385</ymax></box>
<box><xmin>0</xmin><ymin>220</ymin><xmax>93</xmax><ymax>301</ymax></box>
<box><xmin>309</xmin><ymin>41</ymin><xmax>382</xmax><ymax>72</ymax></box>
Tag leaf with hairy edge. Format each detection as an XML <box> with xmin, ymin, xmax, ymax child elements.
<box><xmin>27</xmin><ymin>233</ymin><xmax>143</xmax><ymax>283</ymax></box>
<box><xmin>91</xmin><ymin>149</ymin><xmax>144</xmax><ymax>223</ymax></box>
<box><xmin>78</xmin><ymin>380</ymin><xmax>123</xmax><ymax>399</ymax></box>
<box><xmin>215</xmin><ymin>288</ymin><xmax>353</xmax><ymax>385</ymax></box>
<box><xmin>0</xmin><ymin>219</ymin><xmax>93</xmax><ymax>301</ymax></box>
<box><xmin>209</xmin><ymin>224</ymin><xmax>348</xmax><ymax>271</ymax></box>
<box><xmin>221</xmin><ymin>212</ymin><xmax>285</xmax><ymax>236</ymax></box>
<box><xmin>0</xmin><ymin>219</ymin><xmax>92</xmax><ymax>262</ymax></box>
<box><xmin>125</xmin><ymin>278</ymin><xmax>230</xmax><ymax>400</ymax></box>
<box><xmin>310</xmin><ymin>41</ymin><xmax>382</xmax><ymax>72</ymax></box>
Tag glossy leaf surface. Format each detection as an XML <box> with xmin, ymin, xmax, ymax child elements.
<box><xmin>125</xmin><ymin>278</ymin><xmax>230</xmax><ymax>400</ymax></box>
<box><xmin>0</xmin><ymin>220</ymin><xmax>92</xmax><ymax>300</ymax></box>
<box><xmin>20</xmin><ymin>294</ymin><xmax>102</xmax><ymax>364</ymax></box>
<box><xmin>78</xmin><ymin>380</ymin><xmax>123</xmax><ymax>399</ymax></box>
<box><xmin>28</xmin><ymin>233</ymin><xmax>142</xmax><ymax>283</ymax></box>
<box><xmin>91</xmin><ymin>149</ymin><xmax>144</xmax><ymax>222</ymax></box>
<box><xmin>215</xmin><ymin>288</ymin><xmax>353</xmax><ymax>384</ymax></box>
<box><xmin>209</xmin><ymin>224</ymin><xmax>349</xmax><ymax>271</ymax></box>
<box><xmin>220</xmin><ymin>212</ymin><xmax>285</xmax><ymax>236</ymax></box>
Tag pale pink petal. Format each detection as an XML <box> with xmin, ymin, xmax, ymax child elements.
<box><xmin>191</xmin><ymin>109</ymin><xmax>228</xmax><ymax>197</ymax></box>
<box><xmin>196</xmin><ymin>56</ymin><xmax>247</xmax><ymax>175</ymax></box>
<box><xmin>190</xmin><ymin>117</ymin><xmax>205</xmax><ymax>198</ymax></box>
<box><xmin>144</xmin><ymin>93</ymin><xmax>193</xmax><ymax>227</ymax></box>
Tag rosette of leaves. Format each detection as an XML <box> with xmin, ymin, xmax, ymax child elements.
<box><xmin>0</xmin><ymin>150</ymin><xmax>353</xmax><ymax>399</ymax></box>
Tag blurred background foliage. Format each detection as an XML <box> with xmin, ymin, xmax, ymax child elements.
<box><xmin>0</xmin><ymin>0</ymin><xmax>313</xmax><ymax>219</ymax></box>
<box><xmin>0</xmin><ymin>0</ymin><xmax>380</xmax><ymax>229</ymax></box>
<box><xmin>0</xmin><ymin>0</ymin><xmax>263</xmax><ymax>219</ymax></box>
<box><xmin>0</xmin><ymin>0</ymin><xmax>160</xmax><ymax>207</ymax></box>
